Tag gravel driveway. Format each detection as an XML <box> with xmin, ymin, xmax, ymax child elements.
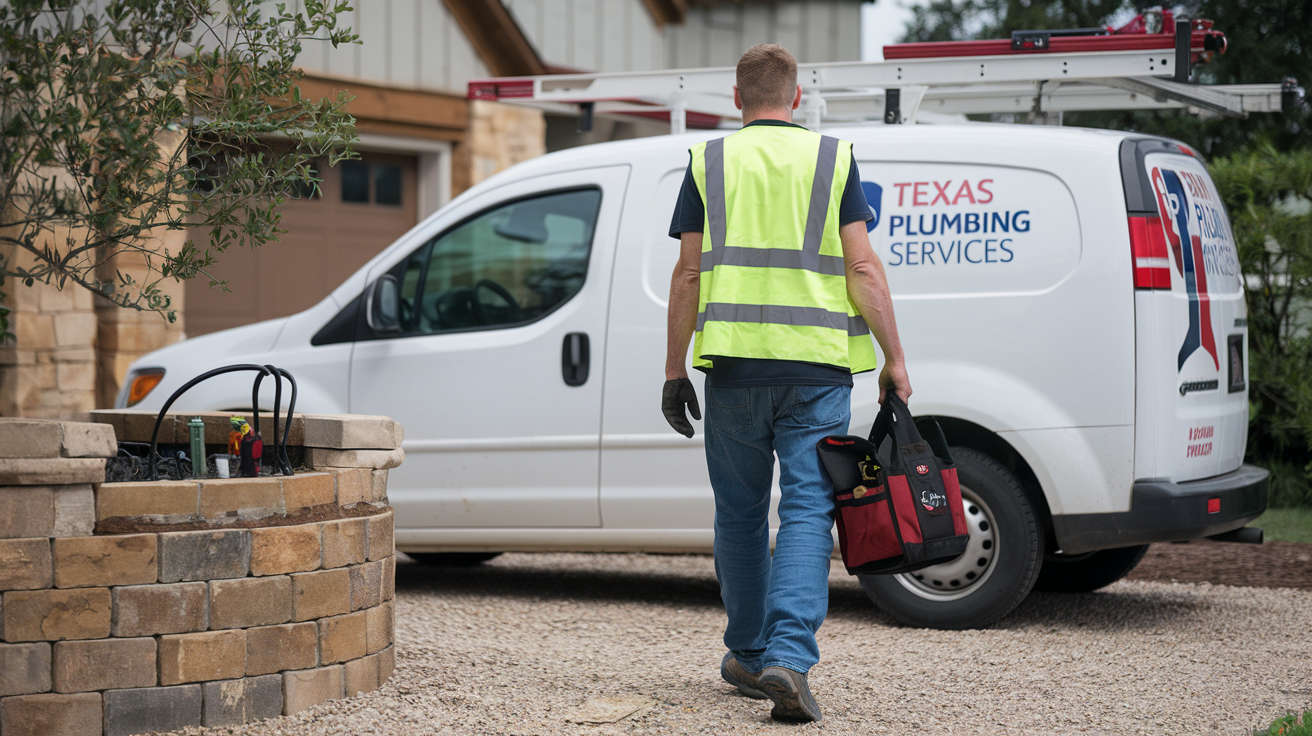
<box><xmin>174</xmin><ymin>552</ymin><xmax>1312</xmax><ymax>736</ymax></box>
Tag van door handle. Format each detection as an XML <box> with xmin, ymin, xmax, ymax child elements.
<box><xmin>561</xmin><ymin>332</ymin><xmax>590</xmax><ymax>387</ymax></box>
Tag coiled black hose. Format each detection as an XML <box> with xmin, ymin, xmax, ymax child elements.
<box><xmin>252</xmin><ymin>365</ymin><xmax>297</xmax><ymax>476</ymax></box>
<box><xmin>147</xmin><ymin>364</ymin><xmax>299</xmax><ymax>480</ymax></box>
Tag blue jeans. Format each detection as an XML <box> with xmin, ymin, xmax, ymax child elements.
<box><xmin>704</xmin><ymin>383</ymin><xmax>851</xmax><ymax>675</ymax></box>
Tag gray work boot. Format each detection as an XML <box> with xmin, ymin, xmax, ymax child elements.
<box><xmin>720</xmin><ymin>652</ymin><xmax>768</xmax><ymax>699</ymax></box>
<box><xmin>757</xmin><ymin>666</ymin><xmax>823</xmax><ymax>723</ymax></box>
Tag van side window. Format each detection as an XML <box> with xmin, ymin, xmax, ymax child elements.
<box><xmin>389</xmin><ymin>188</ymin><xmax>601</xmax><ymax>335</ymax></box>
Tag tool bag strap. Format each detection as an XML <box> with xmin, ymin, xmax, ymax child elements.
<box><xmin>867</xmin><ymin>393</ymin><xmax>956</xmax><ymax>467</ymax></box>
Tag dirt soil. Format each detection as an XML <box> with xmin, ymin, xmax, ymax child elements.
<box><xmin>1127</xmin><ymin>539</ymin><xmax>1312</xmax><ymax>590</ymax></box>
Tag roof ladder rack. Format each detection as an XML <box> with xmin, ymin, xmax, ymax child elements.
<box><xmin>468</xmin><ymin>12</ymin><xmax>1300</xmax><ymax>134</ymax></box>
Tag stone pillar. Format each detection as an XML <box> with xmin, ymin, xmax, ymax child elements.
<box><xmin>452</xmin><ymin>100</ymin><xmax>546</xmax><ymax>196</ymax></box>
<box><xmin>0</xmin><ymin>127</ymin><xmax>188</xmax><ymax>417</ymax></box>
<box><xmin>93</xmin><ymin>228</ymin><xmax>188</xmax><ymax>409</ymax></box>
<box><xmin>93</xmin><ymin>130</ymin><xmax>189</xmax><ymax>409</ymax></box>
<box><xmin>0</xmin><ymin>252</ymin><xmax>99</xmax><ymax>420</ymax></box>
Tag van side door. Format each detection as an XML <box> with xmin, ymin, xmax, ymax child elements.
<box><xmin>350</xmin><ymin>166</ymin><xmax>630</xmax><ymax>531</ymax></box>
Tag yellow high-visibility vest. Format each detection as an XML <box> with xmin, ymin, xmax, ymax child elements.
<box><xmin>689</xmin><ymin>125</ymin><xmax>877</xmax><ymax>373</ymax></box>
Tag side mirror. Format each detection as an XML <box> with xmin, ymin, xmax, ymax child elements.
<box><xmin>365</xmin><ymin>275</ymin><xmax>401</xmax><ymax>335</ymax></box>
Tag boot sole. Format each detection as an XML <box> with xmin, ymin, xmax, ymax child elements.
<box><xmin>758</xmin><ymin>673</ymin><xmax>822</xmax><ymax>723</ymax></box>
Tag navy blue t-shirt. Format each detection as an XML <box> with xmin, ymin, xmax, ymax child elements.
<box><xmin>668</xmin><ymin>119</ymin><xmax>873</xmax><ymax>388</ymax></box>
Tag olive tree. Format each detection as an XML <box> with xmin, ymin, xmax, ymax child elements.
<box><xmin>0</xmin><ymin>0</ymin><xmax>359</xmax><ymax>339</ymax></box>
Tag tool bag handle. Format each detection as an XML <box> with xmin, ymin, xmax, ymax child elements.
<box><xmin>867</xmin><ymin>393</ymin><xmax>955</xmax><ymax>469</ymax></box>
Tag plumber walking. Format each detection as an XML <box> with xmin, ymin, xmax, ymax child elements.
<box><xmin>662</xmin><ymin>44</ymin><xmax>911</xmax><ymax>723</ymax></box>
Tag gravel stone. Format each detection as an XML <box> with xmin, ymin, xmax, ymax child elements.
<box><xmin>162</xmin><ymin>551</ymin><xmax>1312</xmax><ymax>735</ymax></box>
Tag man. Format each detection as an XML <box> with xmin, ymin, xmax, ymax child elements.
<box><xmin>661</xmin><ymin>44</ymin><xmax>911</xmax><ymax>723</ymax></box>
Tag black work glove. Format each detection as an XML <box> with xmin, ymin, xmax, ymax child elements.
<box><xmin>662</xmin><ymin>378</ymin><xmax>702</xmax><ymax>438</ymax></box>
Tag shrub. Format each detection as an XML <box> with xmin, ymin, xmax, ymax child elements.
<box><xmin>1252</xmin><ymin>710</ymin><xmax>1312</xmax><ymax>736</ymax></box>
<box><xmin>1210</xmin><ymin>145</ymin><xmax>1312</xmax><ymax>507</ymax></box>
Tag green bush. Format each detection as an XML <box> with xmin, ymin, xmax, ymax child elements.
<box><xmin>1210</xmin><ymin>145</ymin><xmax>1312</xmax><ymax>507</ymax></box>
<box><xmin>1252</xmin><ymin>710</ymin><xmax>1312</xmax><ymax>736</ymax></box>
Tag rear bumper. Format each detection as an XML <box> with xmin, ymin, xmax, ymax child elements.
<box><xmin>1051</xmin><ymin>464</ymin><xmax>1270</xmax><ymax>554</ymax></box>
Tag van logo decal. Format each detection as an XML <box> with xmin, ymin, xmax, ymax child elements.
<box><xmin>1179</xmin><ymin>379</ymin><xmax>1219</xmax><ymax>396</ymax></box>
<box><xmin>1151</xmin><ymin>167</ymin><xmax>1220</xmax><ymax>374</ymax></box>
<box><xmin>861</xmin><ymin>181</ymin><xmax>882</xmax><ymax>232</ymax></box>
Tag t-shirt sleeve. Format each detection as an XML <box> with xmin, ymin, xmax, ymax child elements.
<box><xmin>668</xmin><ymin>160</ymin><xmax>705</xmax><ymax>239</ymax></box>
<box><xmin>838</xmin><ymin>152</ymin><xmax>873</xmax><ymax>226</ymax></box>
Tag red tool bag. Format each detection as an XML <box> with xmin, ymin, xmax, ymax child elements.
<box><xmin>816</xmin><ymin>394</ymin><xmax>970</xmax><ymax>575</ymax></box>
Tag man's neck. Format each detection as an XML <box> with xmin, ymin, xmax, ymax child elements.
<box><xmin>742</xmin><ymin>108</ymin><xmax>793</xmax><ymax>125</ymax></box>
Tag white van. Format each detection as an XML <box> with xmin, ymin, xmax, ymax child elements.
<box><xmin>121</xmin><ymin>124</ymin><xmax>1269</xmax><ymax>629</ymax></box>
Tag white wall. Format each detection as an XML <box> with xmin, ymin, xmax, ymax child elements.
<box><xmin>295</xmin><ymin>0</ymin><xmax>864</xmax><ymax>95</ymax></box>
<box><xmin>505</xmin><ymin>0</ymin><xmax>666</xmax><ymax>72</ymax></box>
<box><xmin>295</xmin><ymin>0</ymin><xmax>490</xmax><ymax>93</ymax></box>
<box><xmin>667</xmin><ymin>2</ymin><xmax>863</xmax><ymax>68</ymax></box>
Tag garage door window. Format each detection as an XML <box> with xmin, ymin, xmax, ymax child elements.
<box><xmin>391</xmin><ymin>188</ymin><xmax>602</xmax><ymax>335</ymax></box>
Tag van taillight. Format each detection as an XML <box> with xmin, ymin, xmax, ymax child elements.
<box><xmin>1128</xmin><ymin>215</ymin><xmax>1172</xmax><ymax>289</ymax></box>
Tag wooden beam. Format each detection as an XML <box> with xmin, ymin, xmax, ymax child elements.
<box><xmin>442</xmin><ymin>0</ymin><xmax>545</xmax><ymax>77</ymax></box>
<box><xmin>295</xmin><ymin>74</ymin><xmax>469</xmax><ymax>132</ymax></box>
<box><xmin>639</xmin><ymin>0</ymin><xmax>686</xmax><ymax>25</ymax></box>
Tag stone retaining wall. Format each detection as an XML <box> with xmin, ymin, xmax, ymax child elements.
<box><xmin>0</xmin><ymin>412</ymin><xmax>404</xmax><ymax>736</ymax></box>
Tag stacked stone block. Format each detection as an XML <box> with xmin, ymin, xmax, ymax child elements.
<box><xmin>0</xmin><ymin>414</ymin><xmax>402</xmax><ymax>736</ymax></box>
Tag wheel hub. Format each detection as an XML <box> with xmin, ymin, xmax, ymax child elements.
<box><xmin>894</xmin><ymin>487</ymin><xmax>997</xmax><ymax>601</ymax></box>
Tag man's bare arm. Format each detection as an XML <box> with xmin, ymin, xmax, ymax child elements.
<box><xmin>665</xmin><ymin>232</ymin><xmax>704</xmax><ymax>380</ymax></box>
<box><xmin>840</xmin><ymin>220</ymin><xmax>912</xmax><ymax>403</ymax></box>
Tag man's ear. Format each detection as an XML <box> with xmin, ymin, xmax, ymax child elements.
<box><xmin>791</xmin><ymin>84</ymin><xmax>803</xmax><ymax>111</ymax></box>
<box><xmin>733</xmin><ymin>85</ymin><xmax>743</xmax><ymax>111</ymax></box>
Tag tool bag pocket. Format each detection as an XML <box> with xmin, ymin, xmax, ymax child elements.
<box><xmin>816</xmin><ymin>394</ymin><xmax>970</xmax><ymax>575</ymax></box>
<box><xmin>817</xmin><ymin>436</ymin><xmax>902</xmax><ymax>569</ymax></box>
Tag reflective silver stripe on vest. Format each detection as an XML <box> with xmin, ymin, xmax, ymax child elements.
<box><xmin>697</xmin><ymin>302</ymin><xmax>869</xmax><ymax>336</ymax></box>
<box><xmin>701</xmin><ymin>134</ymin><xmax>842</xmax><ymax>274</ymax></box>
<box><xmin>802</xmin><ymin>135</ymin><xmax>840</xmax><ymax>256</ymax></box>
<box><xmin>705</xmin><ymin>138</ymin><xmax>728</xmax><ymax>251</ymax></box>
<box><xmin>699</xmin><ymin>247</ymin><xmax>845</xmax><ymax>276</ymax></box>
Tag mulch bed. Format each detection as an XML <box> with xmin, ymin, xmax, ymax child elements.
<box><xmin>1126</xmin><ymin>539</ymin><xmax>1312</xmax><ymax>590</ymax></box>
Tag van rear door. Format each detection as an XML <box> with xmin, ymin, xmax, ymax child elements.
<box><xmin>1123</xmin><ymin>139</ymin><xmax>1248</xmax><ymax>483</ymax></box>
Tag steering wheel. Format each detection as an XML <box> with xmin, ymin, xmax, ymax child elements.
<box><xmin>473</xmin><ymin>279</ymin><xmax>521</xmax><ymax>322</ymax></box>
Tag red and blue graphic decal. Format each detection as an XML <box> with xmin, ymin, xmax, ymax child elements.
<box><xmin>862</xmin><ymin>181</ymin><xmax>882</xmax><ymax>232</ymax></box>
<box><xmin>1151</xmin><ymin>167</ymin><xmax>1219</xmax><ymax>373</ymax></box>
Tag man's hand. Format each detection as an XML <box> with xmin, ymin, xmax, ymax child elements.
<box><xmin>878</xmin><ymin>361</ymin><xmax>912</xmax><ymax>406</ymax></box>
<box><xmin>662</xmin><ymin>378</ymin><xmax>702</xmax><ymax>438</ymax></box>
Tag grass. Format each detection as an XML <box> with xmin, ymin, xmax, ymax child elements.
<box><xmin>1253</xmin><ymin>710</ymin><xmax>1312</xmax><ymax>736</ymax></box>
<box><xmin>1252</xmin><ymin>507</ymin><xmax>1312</xmax><ymax>544</ymax></box>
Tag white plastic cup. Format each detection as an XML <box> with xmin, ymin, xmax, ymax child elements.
<box><xmin>215</xmin><ymin>455</ymin><xmax>230</xmax><ymax>479</ymax></box>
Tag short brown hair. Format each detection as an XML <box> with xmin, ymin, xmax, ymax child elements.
<box><xmin>736</xmin><ymin>44</ymin><xmax>798</xmax><ymax>112</ymax></box>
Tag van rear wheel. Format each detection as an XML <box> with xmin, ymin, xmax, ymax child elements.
<box><xmin>857</xmin><ymin>447</ymin><xmax>1042</xmax><ymax>630</ymax></box>
<box><xmin>1033</xmin><ymin>545</ymin><xmax>1150</xmax><ymax>592</ymax></box>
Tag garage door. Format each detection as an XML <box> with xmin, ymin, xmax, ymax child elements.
<box><xmin>186</xmin><ymin>151</ymin><xmax>419</xmax><ymax>336</ymax></box>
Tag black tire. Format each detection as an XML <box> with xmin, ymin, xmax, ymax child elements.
<box><xmin>1033</xmin><ymin>545</ymin><xmax>1150</xmax><ymax>593</ymax></box>
<box><xmin>407</xmin><ymin>552</ymin><xmax>502</xmax><ymax>567</ymax></box>
<box><xmin>858</xmin><ymin>446</ymin><xmax>1043</xmax><ymax>630</ymax></box>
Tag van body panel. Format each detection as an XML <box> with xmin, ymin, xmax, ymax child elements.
<box><xmin>351</xmin><ymin>164</ymin><xmax>632</xmax><ymax>529</ymax></box>
<box><xmin>855</xmin><ymin>132</ymin><xmax>1136</xmax><ymax>436</ymax></box>
<box><xmin>1001</xmin><ymin>425</ymin><xmax>1136</xmax><ymax>515</ymax></box>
